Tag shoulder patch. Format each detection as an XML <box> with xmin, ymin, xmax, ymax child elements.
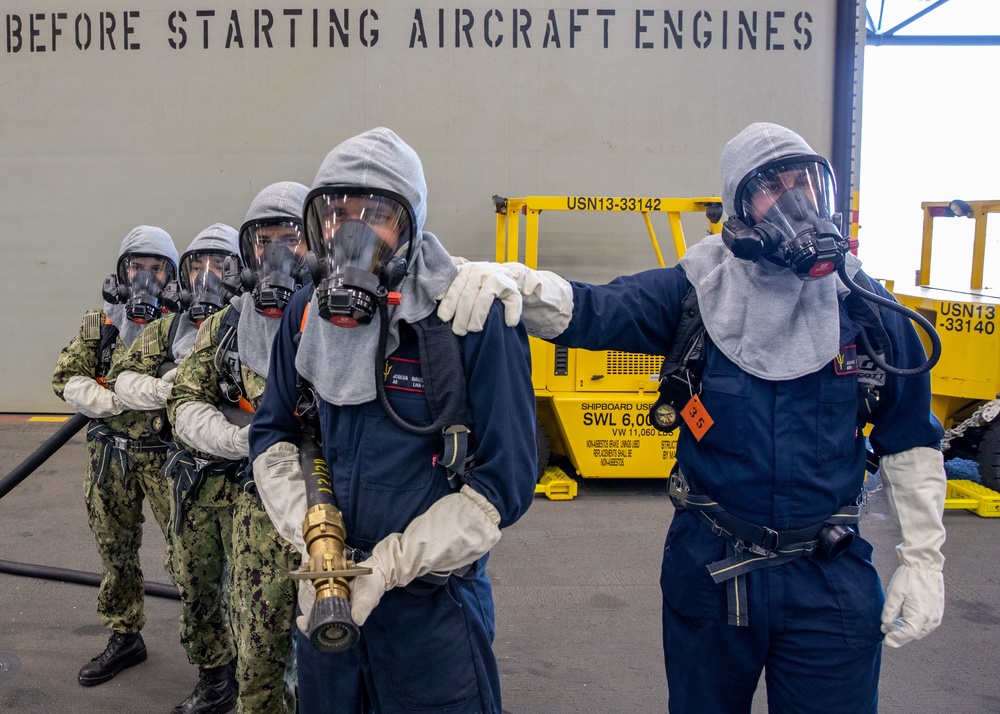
<box><xmin>82</xmin><ymin>310</ymin><xmax>104</xmax><ymax>341</ymax></box>
<box><xmin>194</xmin><ymin>319</ymin><xmax>215</xmax><ymax>352</ymax></box>
<box><xmin>139</xmin><ymin>324</ymin><xmax>164</xmax><ymax>357</ymax></box>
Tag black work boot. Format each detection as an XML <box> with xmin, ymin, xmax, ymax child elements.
<box><xmin>170</xmin><ymin>661</ymin><xmax>237</xmax><ymax>714</ymax></box>
<box><xmin>226</xmin><ymin>659</ymin><xmax>238</xmax><ymax>698</ymax></box>
<box><xmin>78</xmin><ymin>631</ymin><xmax>147</xmax><ymax>686</ymax></box>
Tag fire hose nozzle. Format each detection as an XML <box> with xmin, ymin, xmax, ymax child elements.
<box><xmin>290</xmin><ymin>501</ymin><xmax>372</xmax><ymax>652</ymax></box>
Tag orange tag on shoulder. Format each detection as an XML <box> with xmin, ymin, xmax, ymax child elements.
<box><xmin>681</xmin><ymin>394</ymin><xmax>714</xmax><ymax>441</ymax></box>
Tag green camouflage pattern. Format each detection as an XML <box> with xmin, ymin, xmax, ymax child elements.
<box><xmin>171</xmin><ymin>472</ymin><xmax>237</xmax><ymax>667</ymax></box>
<box><xmin>107</xmin><ymin>312</ymin><xmax>176</xmax><ymax>383</ymax></box>
<box><xmin>159</xmin><ymin>306</ymin><xmax>242</xmax><ymax>667</ymax></box>
<box><xmin>52</xmin><ymin>308</ymin><xmax>150</xmax><ymax>438</ymax></box>
<box><xmin>231</xmin><ymin>490</ymin><xmax>299</xmax><ymax>714</ymax></box>
<box><xmin>81</xmin><ymin>310</ymin><xmax>236</xmax><ymax>667</ymax></box>
<box><xmin>55</xmin><ymin>309</ymin><xmax>173</xmax><ymax>634</ymax></box>
<box><xmin>83</xmin><ymin>438</ymin><xmax>173</xmax><ymax>633</ymax></box>
<box><xmin>170</xmin><ymin>305</ymin><xmax>295</xmax><ymax>711</ymax></box>
<box><xmin>167</xmin><ymin>305</ymin><xmax>266</xmax><ymax>462</ymax></box>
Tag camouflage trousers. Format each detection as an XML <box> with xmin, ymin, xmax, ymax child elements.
<box><xmin>171</xmin><ymin>471</ymin><xmax>238</xmax><ymax>668</ymax></box>
<box><xmin>83</xmin><ymin>439</ymin><xmax>172</xmax><ymax>634</ymax></box>
<box><xmin>230</xmin><ymin>489</ymin><xmax>299</xmax><ymax>714</ymax></box>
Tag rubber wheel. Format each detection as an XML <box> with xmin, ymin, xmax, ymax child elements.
<box><xmin>976</xmin><ymin>422</ymin><xmax>1000</xmax><ymax>492</ymax></box>
<box><xmin>535</xmin><ymin>419</ymin><xmax>551</xmax><ymax>478</ymax></box>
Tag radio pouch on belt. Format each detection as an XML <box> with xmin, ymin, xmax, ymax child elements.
<box><xmin>163</xmin><ymin>443</ymin><xmax>243</xmax><ymax>534</ymax></box>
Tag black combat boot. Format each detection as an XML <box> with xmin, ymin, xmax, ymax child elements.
<box><xmin>78</xmin><ymin>631</ymin><xmax>147</xmax><ymax>686</ymax></box>
<box><xmin>170</xmin><ymin>661</ymin><xmax>237</xmax><ymax>714</ymax></box>
<box><xmin>226</xmin><ymin>659</ymin><xmax>238</xmax><ymax>699</ymax></box>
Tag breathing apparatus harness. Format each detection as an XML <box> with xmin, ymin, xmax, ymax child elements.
<box><xmin>213</xmin><ymin>306</ymin><xmax>247</xmax><ymax>409</ymax></box>
<box><xmin>80</xmin><ymin>310</ymin><xmax>122</xmax><ymax>389</ymax></box>
<box><xmin>293</xmin><ymin>291</ymin><xmax>476</xmax><ymax>490</ymax></box>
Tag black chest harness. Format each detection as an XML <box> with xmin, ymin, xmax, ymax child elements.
<box><xmin>294</xmin><ymin>301</ymin><xmax>476</xmax><ymax>491</ymax></box>
<box><xmin>215</xmin><ymin>306</ymin><xmax>246</xmax><ymax>407</ymax></box>
<box><xmin>652</xmin><ymin>277</ymin><xmax>889</xmax><ymax>627</ymax></box>
<box><xmin>89</xmin><ymin>312</ymin><xmax>120</xmax><ymax>386</ymax></box>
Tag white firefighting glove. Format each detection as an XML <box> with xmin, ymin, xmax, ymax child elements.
<box><xmin>878</xmin><ymin>446</ymin><xmax>947</xmax><ymax>648</ymax></box>
<box><xmin>174</xmin><ymin>401</ymin><xmax>249</xmax><ymax>460</ymax></box>
<box><xmin>252</xmin><ymin>441</ymin><xmax>313</xmax><ymax>633</ymax></box>
<box><xmin>349</xmin><ymin>485</ymin><xmax>502</xmax><ymax>626</ymax></box>
<box><xmin>295</xmin><ymin>575</ymin><xmax>317</xmax><ymax>635</ymax></box>
<box><xmin>436</xmin><ymin>258</ymin><xmax>521</xmax><ymax>335</ymax></box>
<box><xmin>436</xmin><ymin>261</ymin><xmax>574</xmax><ymax>338</ymax></box>
<box><xmin>114</xmin><ymin>370</ymin><xmax>175</xmax><ymax>410</ymax></box>
<box><xmin>62</xmin><ymin>375</ymin><xmax>124</xmax><ymax>418</ymax></box>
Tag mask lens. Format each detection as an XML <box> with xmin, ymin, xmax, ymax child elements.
<box><xmin>738</xmin><ymin>159</ymin><xmax>835</xmax><ymax>228</ymax></box>
<box><xmin>240</xmin><ymin>221</ymin><xmax>307</xmax><ymax>275</ymax></box>
<box><xmin>238</xmin><ymin>221</ymin><xmax>307</xmax><ymax>317</ymax></box>
<box><xmin>120</xmin><ymin>254</ymin><xmax>172</xmax><ymax>288</ymax></box>
<box><xmin>305</xmin><ymin>190</ymin><xmax>413</xmax><ymax>277</ymax></box>
<box><xmin>182</xmin><ymin>251</ymin><xmax>228</xmax><ymax>291</ymax></box>
<box><xmin>119</xmin><ymin>255</ymin><xmax>173</xmax><ymax>323</ymax></box>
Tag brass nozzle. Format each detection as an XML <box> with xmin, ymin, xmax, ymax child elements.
<box><xmin>303</xmin><ymin>502</ymin><xmax>352</xmax><ymax>601</ymax></box>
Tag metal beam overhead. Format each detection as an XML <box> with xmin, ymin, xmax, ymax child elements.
<box><xmin>866</xmin><ymin>0</ymin><xmax>1000</xmax><ymax>46</ymax></box>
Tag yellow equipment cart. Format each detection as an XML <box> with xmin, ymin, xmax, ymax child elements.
<box><xmin>890</xmin><ymin>199</ymin><xmax>1000</xmax><ymax>517</ymax></box>
<box><xmin>493</xmin><ymin>195</ymin><xmax>723</xmax><ymax>500</ymax></box>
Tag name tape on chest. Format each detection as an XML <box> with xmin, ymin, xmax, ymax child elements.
<box><xmin>384</xmin><ymin>356</ymin><xmax>425</xmax><ymax>394</ymax></box>
<box><xmin>834</xmin><ymin>344</ymin><xmax>859</xmax><ymax>375</ymax></box>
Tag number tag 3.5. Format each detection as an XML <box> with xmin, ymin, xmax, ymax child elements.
<box><xmin>681</xmin><ymin>394</ymin><xmax>714</xmax><ymax>441</ymax></box>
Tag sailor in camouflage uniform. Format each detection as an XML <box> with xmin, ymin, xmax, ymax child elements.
<box><xmin>109</xmin><ymin>224</ymin><xmax>244</xmax><ymax>714</ymax></box>
<box><xmin>168</xmin><ymin>182</ymin><xmax>311</xmax><ymax>714</ymax></box>
<box><xmin>52</xmin><ymin>225</ymin><xmax>178</xmax><ymax>687</ymax></box>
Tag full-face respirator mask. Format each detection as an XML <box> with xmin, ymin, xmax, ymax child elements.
<box><xmin>303</xmin><ymin>188</ymin><xmax>414</xmax><ymax>328</ymax></box>
<box><xmin>103</xmin><ymin>254</ymin><xmax>176</xmax><ymax>324</ymax></box>
<box><xmin>236</xmin><ymin>219</ymin><xmax>310</xmax><ymax>318</ymax></box>
<box><xmin>721</xmin><ymin>155</ymin><xmax>851</xmax><ymax>280</ymax></box>
<box><xmin>162</xmin><ymin>250</ymin><xmax>242</xmax><ymax>325</ymax></box>
<box><xmin>716</xmin><ymin>153</ymin><xmax>941</xmax><ymax>377</ymax></box>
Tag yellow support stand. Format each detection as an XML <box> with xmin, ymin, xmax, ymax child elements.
<box><xmin>535</xmin><ymin>466</ymin><xmax>579</xmax><ymax>501</ymax></box>
<box><xmin>945</xmin><ymin>480</ymin><xmax>1000</xmax><ymax>518</ymax></box>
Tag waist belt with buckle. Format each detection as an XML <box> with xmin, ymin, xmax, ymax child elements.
<box><xmin>86</xmin><ymin>421</ymin><xmax>169</xmax><ymax>487</ymax></box>
<box><xmin>163</xmin><ymin>443</ymin><xmax>245</xmax><ymax>534</ymax></box>
<box><xmin>669</xmin><ymin>467</ymin><xmax>862</xmax><ymax>627</ymax></box>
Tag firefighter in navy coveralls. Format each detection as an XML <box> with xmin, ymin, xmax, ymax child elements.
<box><xmin>438</xmin><ymin>123</ymin><xmax>947</xmax><ymax>713</ymax></box>
<box><xmin>111</xmin><ymin>224</ymin><xmax>243</xmax><ymax>714</ymax></box>
<box><xmin>248</xmin><ymin>128</ymin><xmax>537</xmax><ymax>714</ymax></box>
<box><xmin>52</xmin><ymin>226</ymin><xmax>179</xmax><ymax>687</ymax></box>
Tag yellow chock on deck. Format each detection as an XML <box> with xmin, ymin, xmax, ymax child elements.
<box><xmin>945</xmin><ymin>480</ymin><xmax>1000</xmax><ymax>518</ymax></box>
<box><xmin>535</xmin><ymin>466</ymin><xmax>578</xmax><ymax>501</ymax></box>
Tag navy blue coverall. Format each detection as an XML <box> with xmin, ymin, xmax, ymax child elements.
<box><xmin>249</xmin><ymin>289</ymin><xmax>536</xmax><ymax>714</ymax></box>
<box><xmin>555</xmin><ymin>266</ymin><xmax>942</xmax><ymax>714</ymax></box>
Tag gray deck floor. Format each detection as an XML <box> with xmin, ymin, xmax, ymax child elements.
<box><xmin>1</xmin><ymin>418</ymin><xmax>998</xmax><ymax>713</ymax></box>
